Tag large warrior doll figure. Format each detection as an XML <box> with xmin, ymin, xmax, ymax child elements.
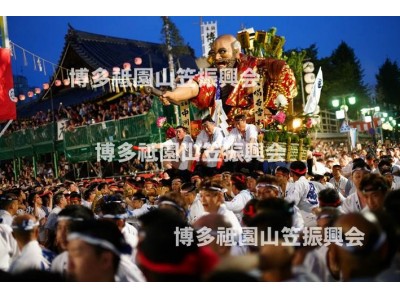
<box><xmin>159</xmin><ymin>34</ymin><xmax>297</xmax><ymax>129</ymax></box>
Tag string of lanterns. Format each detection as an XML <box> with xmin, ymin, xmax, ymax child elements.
<box><xmin>9</xmin><ymin>41</ymin><xmax>143</xmax><ymax>102</ymax></box>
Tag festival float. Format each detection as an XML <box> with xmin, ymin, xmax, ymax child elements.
<box><xmin>237</xmin><ymin>27</ymin><xmax>321</xmax><ymax>162</ymax></box>
<box><xmin>152</xmin><ymin>27</ymin><xmax>318</xmax><ymax>163</ymax></box>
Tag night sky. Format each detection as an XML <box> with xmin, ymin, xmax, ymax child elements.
<box><xmin>6</xmin><ymin>16</ymin><xmax>400</xmax><ymax>93</ymax></box>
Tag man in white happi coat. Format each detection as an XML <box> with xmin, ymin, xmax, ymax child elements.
<box><xmin>256</xmin><ymin>174</ymin><xmax>304</xmax><ymax>231</ymax></box>
<box><xmin>341</xmin><ymin>162</ymin><xmax>371</xmax><ymax>214</ymax></box>
<box><xmin>158</xmin><ymin>126</ymin><xmax>194</xmax><ymax>181</ymax></box>
<box><xmin>286</xmin><ymin>161</ymin><xmax>319</xmax><ymax>227</ymax></box>
<box><xmin>67</xmin><ymin>219</ymin><xmax>134</xmax><ymax>282</ymax></box>
<box><xmin>221</xmin><ymin>114</ymin><xmax>261</xmax><ymax>173</ymax></box>
<box><xmin>44</xmin><ymin>192</ymin><xmax>68</xmax><ymax>246</ymax></box>
<box><xmin>381</xmin><ymin>169</ymin><xmax>400</xmax><ymax>190</ymax></box>
<box><xmin>224</xmin><ymin>173</ymin><xmax>253</xmax><ymax>223</ymax></box>
<box><xmin>180</xmin><ymin>183</ymin><xmax>204</xmax><ymax>225</ymax></box>
<box><xmin>194</xmin><ymin>115</ymin><xmax>224</xmax><ymax>176</ymax></box>
<box><xmin>0</xmin><ymin>224</ymin><xmax>19</xmax><ymax>271</ymax></box>
<box><xmin>329</xmin><ymin>164</ymin><xmax>348</xmax><ymax>200</ymax></box>
<box><xmin>0</xmin><ymin>194</ymin><xmax>19</xmax><ymax>227</ymax></box>
<box><xmin>9</xmin><ymin>215</ymin><xmax>51</xmax><ymax>274</ymax></box>
<box><xmin>99</xmin><ymin>200</ymin><xmax>145</xmax><ymax>282</ymax></box>
<box><xmin>200</xmin><ymin>180</ymin><xmax>242</xmax><ymax>236</ymax></box>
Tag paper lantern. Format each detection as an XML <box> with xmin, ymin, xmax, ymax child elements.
<box><xmin>63</xmin><ymin>79</ymin><xmax>70</xmax><ymax>86</ymax></box>
<box><xmin>123</xmin><ymin>62</ymin><xmax>131</xmax><ymax>70</ymax></box>
<box><xmin>134</xmin><ymin>57</ymin><xmax>142</xmax><ymax>65</ymax></box>
<box><xmin>42</xmin><ymin>83</ymin><xmax>49</xmax><ymax>90</ymax></box>
<box><xmin>305</xmin><ymin>83</ymin><xmax>313</xmax><ymax>94</ymax></box>
<box><xmin>55</xmin><ymin>80</ymin><xmax>62</xmax><ymax>86</ymax></box>
<box><xmin>304</xmin><ymin>73</ymin><xmax>316</xmax><ymax>84</ymax></box>
<box><xmin>303</xmin><ymin>62</ymin><xmax>314</xmax><ymax>73</ymax></box>
<box><xmin>28</xmin><ymin>91</ymin><xmax>34</xmax><ymax>97</ymax></box>
<box><xmin>19</xmin><ymin>95</ymin><xmax>26</xmax><ymax>101</ymax></box>
<box><xmin>35</xmin><ymin>87</ymin><xmax>42</xmax><ymax>94</ymax></box>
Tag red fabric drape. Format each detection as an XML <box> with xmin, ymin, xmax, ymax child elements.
<box><xmin>0</xmin><ymin>48</ymin><xmax>16</xmax><ymax>121</ymax></box>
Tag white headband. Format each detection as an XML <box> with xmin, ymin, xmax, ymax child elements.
<box><xmin>159</xmin><ymin>200</ymin><xmax>184</xmax><ymax>213</ymax></box>
<box><xmin>12</xmin><ymin>219</ymin><xmax>39</xmax><ymax>231</ymax></box>
<box><xmin>67</xmin><ymin>232</ymin><xmax>121</xmax><ymax>256</ymax></box>
<box><xmin>256</xmin><ymin>183</ymin><xmax>280</xmax><ymax>191</ymax></box>
<box><xmin>203</xmin><ymin>186</ymin><xmax>227</xmax><ymax>193</ymax></box>
<box><xmin>101</xmin><ymin>213</ymin><xmax>128</xmax><ymax>220</ymax></box>
<box><xmin>57</xmin><ymin>216</ymin><xmax>84</xmax><ymax>222</ymax></box>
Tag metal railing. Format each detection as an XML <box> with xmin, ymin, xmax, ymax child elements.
<box><xmin>0</xmin><ymin>102</ymin><xmax>166</xmax><ymax>162</ymax></box>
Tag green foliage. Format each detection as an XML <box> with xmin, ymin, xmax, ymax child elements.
<box><xmin>161</xmin><ymin>17</ymin><xmax>191</xmax><ymax>58</ymax></box>
<box><xmin>285</xmin><ymin>50</ymin><xmax>307</xmax><ymax>81</ymax></box>
<box><xmin>265</xmin><ymin>131</ymin><xmax>274</xmax><ymax>142</ymax></box>
<box><xmin>284</xmin><ymin>41</ymin><xmax>372</xmax><ymax>118</ymax></box>
<box><xmin>264</xmin><ymin>130</ymin><xmax>279</xmax><ymax>143</ymax></box>
<box><xmin>318</xmin><ymin>42</ymin><xmax>370</xmax><ymax>117</ymax></box>
<box><xmin>375</xmin><ymin>58</ymin><xmax>400</xmax><ymax>107</ymax></box>
<box><xmin>303</xmin><ymin>44</ymin><xmax>319</xmax><ymax>62</ymax></box>
<box><xmin>279</xmin><ymin>131</ymin><xmax>289</xmax><ymax>143</ymax></box>
<box><xmin>263</xmin><ymin>130</ymin><xmax>304</xmax><ymax>144</ymax></box>
<box><xmin>290</xmin><ymin>133</ymin><xmax>300</xmax><ymax>144</ymax></box>
<box><xmin>284</xmin><ymin>43</ymin><xmax>318</xmax><ymax>77</ymax></box>
<box><xmin>303</xmin><ymin>136</ymin><xmax>311</xmax><ymax>146</ymax></box>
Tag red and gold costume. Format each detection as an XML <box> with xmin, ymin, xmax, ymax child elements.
<box><xmin>190</xmin><ymin>53</ymin><xmax>297</xmax><ymax>125</ymax></box>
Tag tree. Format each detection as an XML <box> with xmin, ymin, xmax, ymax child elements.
<box><xmin>284</xmin><ymin>44</ymin><xmax>320</xmax><ymax>76</ymax></box>
<box><xmin>375</xmin><ymin>58</ymin><xmax>400</xmax><ymax>108</ymax></box>
<box><xmin>319</xmin><ymin>41</ymin><xmax>369</xmax><ymax>118</ymax></box>
<box><xmin>160</xmin><ymin>17</ymin><xmax>191</xmax><ymax>58</ymax></box>
<box><xmin>302</xmin><ymin>43</ymin><xmax>319</xmax><ymax>63</ymax></box>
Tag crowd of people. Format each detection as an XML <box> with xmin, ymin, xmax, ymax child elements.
<box><xmin>3</xmin><ymin>92</ymin><xmax>153</xmax><ymax>135</ymax></box>
<box><xmin>0</xmin><ymin>91</ymin><xmax>155</xmax><ymax>186</ymax></box>
<box><xmin>1</xmin><ymin>133</ymin><xmax>400</xmax><ymax>281</ymax></box>
<box><xmin>0</xmin><ymin>155</ymin><xmax>160</xmax><ymax>190</ymax></box>
<box><xmin>1</xmin><ymin>33</ymin><xmax>400</xmax><ymax>282</ymax></box>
